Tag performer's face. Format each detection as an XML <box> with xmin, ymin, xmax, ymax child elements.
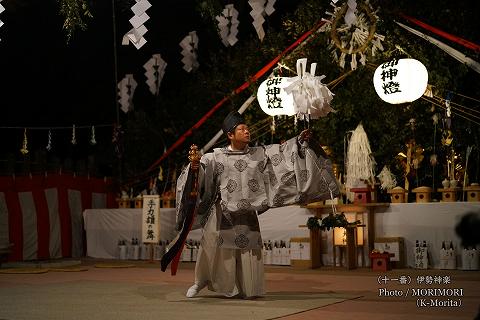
<box><xmin>229</xmin><ymin>124</ymin><xmax>250</xmax><ymax>144</ymax></box>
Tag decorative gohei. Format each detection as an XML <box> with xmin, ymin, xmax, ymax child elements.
<box><xmin>122</xmin><ymin>0</ymin><xmax>151</xmax><ymax>49</ymax></box>
<box><xmin>143</xmin><ymin>54</ymin><xmax>167</xmax><ymax>95</ymax></box>
<box><xmin>180</xmin><ymin>31</ymin><xmax>199</xmax><ymax>72</ymax></box>
<box><xmin>216</xmin><ymin>4</ymin><xmax>240</xmax><ymax>47</ymax></box>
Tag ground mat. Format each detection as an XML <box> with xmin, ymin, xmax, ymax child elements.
<box><xmin>0</xmin><ymin>280</ymin><xmax>359</xmax><ymax>320</ymax></box>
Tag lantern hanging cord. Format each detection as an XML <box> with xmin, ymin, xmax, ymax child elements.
<box><xmin>422</xmin><ymin>97</ymin><xmax>480</xmax><ymax>127</ymax></box>
<box><xmin>427</xmin><ymin>96</ymin><xmax>480</xmax><ymax>120</ymax></box>
<box><xmin>449</xmin><ymin>91</ymin><xmax>480</xmax><ymax>104</ymax></box>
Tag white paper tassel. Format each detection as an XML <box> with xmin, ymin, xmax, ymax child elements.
<box><xmin>180</xmin><ymin>31</ymin><xmax>199</xmax><ymax>72</ymax></box>
<box><xmin>122</xmin><ymin>0</ymin><xmax>151</xmax><ymax>49</ymax></box>
<box><xmin>377</xmin><ymin>165</ymin><xmax>396</xmax><ymax>190</ymax></box>
<box><xmin>284</xmin><ymin>58</ymin><xmax>335</xmax><ymax>119</ymax></box>
<box><xmin>339</xmin><ymin>52</ymin><xmax>346</xmax><ymax>69</ymax></box>
<box><xmin>0</xmin><ymin>0</ymin><xmax>5</xmax><ymax>42</ymax></box>
<box><xmin>350</xmin><ymin>52</ymin><xmax>357</xmax><ymax>70</ymax></box>
<box><xmin>346</xmin><ymin>123</ymin><xmax>376</xmax><ymax>202</ymax></box>
<box><xmin>265</xmin><ymin>0</ymin><xmax>276</xmax><ymax>16</ymax></box>
<box><xmin>248</xmin><ymin>0</ymin><xmax>275</xmax><ymax>41</ymax></box>
<box><xmin>344</xmin><ymin>0</ymin><xmax>357</xmax><ymax>26</ymax></box>
<box><xmin>216</xmin><ymin>4</ymin><xmax>240</xmax><ymax>47</ymax></box>
<box><xmin>118</xmin><ymin>74</ymin><xmax>137</xmax><ymax>113</ymax></box>
<box><xmin>46</xmin><ymin>129</ymin><xmax>53</xmax><ymax>151</ymax></box>
<box><xmin>90</xmin><ymin>126</ymin><xmax>97</xmax><ymax>145</ymax></box>
<box><xmin>20</xmin><ymin>128</ymin><xmax>29</xmax><ymax>155</ymax></box>
<box><xmin>248</xmin><ymin>0</ymin><xmax>266</xmax><ymax>41</ymax></box>
<box><xmin>144</xmin><ymin>54</ymin><xmax>167</xmax><ymax>95</ymax></box>
<box><xmin>71</xmin><ymin>125</ymin><xmax>77</xmax><ymax>145</ymax></box>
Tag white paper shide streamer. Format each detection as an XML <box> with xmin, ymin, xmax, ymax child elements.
<box><xmin>346</xmin><ymin>123</ymin><xmax>376</xmax><ymax>202</ymax></box>
<box><xmin>71</xmin><ymin>125</ymin><xmax>77</xmax><ymax>145</ymax></box>
<box><xmin>90</xmin><ymin>126</ymin><xmax>97</xmax><ymax>145</ymax></box>
<box><xmin>118</xmin><ymin>74</ymin><xmax>137</xmax><ymax>113</ymax></box>
<box><xmin>216</xmin><ymin>4</ymin><xmax>240</xmax><ymax>47</ymax></box>
<box><xmin>377</xmin><ymin>165</ymin><xmax>396</xmax><ymax>190</ymax></box>
<box><xmin>284</xmin><ymin>58</ymin><xmax>335</xmax><ymax>119</ymax></box>
<box><xmin>46</xmin><ymin>129</ymin><xmax>53</xmax><ymax>151</ymax></box>
<box><xmin>344</xmin><ymin>0</ymin><xmax>357</xmax><ymax>26</ymax></box>
<box><xmin>144</xmin><ymin>54</ymin><xmax>167</xmax><ymax>95</ymax></box>
<box><xmin>122</xmin><ymin>0</ymin><xmax>151</xmax><ymax>49</ymax></box>
<box><xmin>180</xmin><ymin>31</ymin><xmax>199</xmax><ymax>72</ymax></box>
<box><xmin>20</xmin><ymin>128</ymin><xmax>28</xmax><ymax>155</ymax></box>
<box><xmin>0</xmin><ymin>0</ymin><xmax>5</xmax><ymax>42</ymax></box>
<box><xmin>248</xmin><ymin>0</ymin><xmax>276</xmax><ymax>41</ymax></box>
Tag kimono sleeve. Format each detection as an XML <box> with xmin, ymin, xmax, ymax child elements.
<box><xmin>264</xmin><ymin>136</ymin><xmax>339</xmax><ymax>207</ymax></box>
<box><xmin>174</xmin><ymin>153</ymin><xmax>218</xmax><ymax>231</ymax></box>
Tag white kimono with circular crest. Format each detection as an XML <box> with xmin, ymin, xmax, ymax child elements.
<box><xmin>175</xmin><ymin>136</ymin><xmax>339</xmax><ymax>296</ymax></box>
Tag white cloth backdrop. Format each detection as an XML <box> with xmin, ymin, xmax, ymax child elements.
<box><xmin>83</xmin><ymin>203</ymin><xmax>480</xmax><ymax>268</ymax></box>
<box><xmin>375</xmin><ymin>202</ymin><xmax>480</xmax><ymax>268</ymax></box>
<box><xmin>83</xmin><ymin>206</ymin><xmax>311</xmax><ymax>259</ymax></box>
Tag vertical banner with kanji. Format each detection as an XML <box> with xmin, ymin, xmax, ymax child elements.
<box><xmin>142</xmin><ymin>195</ymin><xmax>160</xmax><ymax>243</ymax></box>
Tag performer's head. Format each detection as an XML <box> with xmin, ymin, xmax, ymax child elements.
<box><xmin>222</xmin><ymin>111</ymin><xmax>250</xmax><ymax>149</ymax></box>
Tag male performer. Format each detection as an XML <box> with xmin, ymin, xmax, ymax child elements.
<box><xmin>175</xmin><ymin>111</ymin><xmax>338</xmax><ymax>298</ymax></box>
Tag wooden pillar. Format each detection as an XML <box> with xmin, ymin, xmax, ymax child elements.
<box><xmin>345</xmin><ymin>226</ymin><xmax>357</xmax><ymax>270</ymax></box>
<box><xmin>309</xmin><ymin>229</ymin><xmax>322</xmax><ymax>268</ymax></box>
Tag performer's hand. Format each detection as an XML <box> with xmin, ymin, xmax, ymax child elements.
<box><xmin>299</xmin><ymin>129</ymin><xmax>312</xmax><ymax>143</ymax></box>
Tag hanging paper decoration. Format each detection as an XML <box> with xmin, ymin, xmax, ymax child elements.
<box><xmin>216</xmin><ymin>4</ymin><xmax>240</xmax><ymax>47</ymax></box>
<box><xmin>122</xmin><ymin>0</ymin><xmax>151</xmax><ymax>49</ymax></box>
<box><xmin>112</xmin><ymin>124</ymin><xmax>124</xmax><ymax>159</ymax></box>
<box><xmin>284</xmin><ymin>58</ymin><xmax>335</xmax><ymax>119</ymax></box>
<box><xmin>71</xmin><ymin>124</ymin><xmax>77</xmax><ymax>145</ymax></box>
<box><xmin>257</xmin><ymin>58</ymin><xmax>335</xmax><ymax>119</ymax></box>
<box><xmin>373</xmin><ymin>58</ymin><xmax>428</xmax><ymax>104</ymax></box>
<box><xmin>345</xmin><ymin>123</ymin><xmax>376</xmax><ymax>202</ymax></box>
<box><xmin>143</xmin><ymin>54</ymin><xmax>167</xmax><ymax>95</ymax></box>
<box><xmin>344</xmin><ymin>0</ymin><xmax>357</xmax><ymax>26</ymax></box>
<box><xmin>320</xmin><ymin>0</ymin><xmax>384</xmax><ymax>70</ymax></box>
<box><xmin>377</xmin><ymin>166</ymin><xmax>396</xmax><ymax>190</ymax></box>
<box><xmin>90</xmin><ymin>126</ymin><xmax>97</xmax><ymax>145</ymax></box>
<box><xmin>46</xmin><ymin>129</ymin><xmax>53</xmax><ymax>151</ymax></box>
<box><xmin>0</xmin><ymin>0</ymin><xmax>4</xmax><ymax>42</ymax></box>
<box><xmin>430</xmin><ymin>113</ymin><xmax>439</xmax><ymax>167</ymax></box>
<box><xmin>20</xmin><ymin>128</ymin><xmax>29</xmax><ymax>155</ymax></box>
<box><xmin>248</xmin><ymin>0</ymin><xmax>276</xmax><ymax>41</ymax></box>
<box><xmin>180</xmin><ymin>31</ymin><xmax>199</xmax><ymax>72</ymax></box>
<box><xmin>118</xmin><ymin>74</ymin><xmax>137</xmax><ymax>113</ymax></box>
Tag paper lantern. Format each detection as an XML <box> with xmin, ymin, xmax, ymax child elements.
<box><xmin>373</xmin><ymin>58</ymin><xmax>428</xmax><ymax>104</ymax></box>
<box><xmin>257</xmin><ymin>77</ymin><xmax>296</xmax><ymax>116</ymax></box>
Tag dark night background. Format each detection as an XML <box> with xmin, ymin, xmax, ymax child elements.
<box><xmin>0</xmin><ymin>0</ymin><xmax>479</xmax><ymax>193</ymax></box>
